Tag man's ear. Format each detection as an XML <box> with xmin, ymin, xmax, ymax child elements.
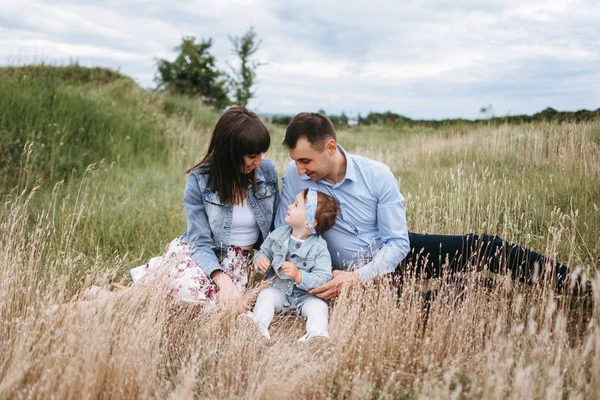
<box><xmin>325</xmin><ymin>139</ymin><xmax>337</xmax><ymax>155</ymax></box>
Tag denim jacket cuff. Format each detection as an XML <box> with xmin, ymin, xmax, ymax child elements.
<box><xmin>199</xmin><ymin>262</ymin><xmax>223</xmax><ymax>282</ymax></box>
<box><xmin>295</xmin><ymin>270</ymin><xmax>311</xmax><ymax>291</ymax></box>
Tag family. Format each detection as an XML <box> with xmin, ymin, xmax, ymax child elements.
<box><xmin>129</xmin><ymin>106</ymin><xmax>590</xmax><ymax>342</ymax></box>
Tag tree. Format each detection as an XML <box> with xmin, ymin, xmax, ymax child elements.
<box><xmin>479</xmin><ymin>103</ymin><xmax>494</xmax><ymax>119</ymax></box>
<box><xmin>155</xmin><ymin>37</ymin><xmax>230</xmax><ymax>109</ymax></box>
<box><xmin>228</xmin><ymin>27</ymin><xmax>263</xmax><ymax>107</ymax></box>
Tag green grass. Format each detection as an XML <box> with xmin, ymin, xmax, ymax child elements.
<box><xmin>0</xmin><ymin>65</ymin><xmax>189</xmax><ymax>192</ymax></box>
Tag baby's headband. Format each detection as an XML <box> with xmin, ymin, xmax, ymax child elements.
<box><xmin>305</xmin><ymin>189</ymin><xmax>318</xmax><ymax>235</ymax></box>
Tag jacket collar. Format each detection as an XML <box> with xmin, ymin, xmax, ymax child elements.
<box><xmin>254</xmin><ymin>164</ymin><xmax>266</xmax><ymax>182</ymax></box>
<box><xmin>279</xmin><ymin>226</ymin><xmax>319</xmax><ymax>258</ymax></box>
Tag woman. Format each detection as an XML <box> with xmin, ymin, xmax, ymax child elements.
<box><xmin>130</xmin><ymin>107</ymin><xmax>279</xmax><ymax>310</ymax></box>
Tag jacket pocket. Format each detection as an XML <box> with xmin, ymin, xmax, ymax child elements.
<box><xmin>296</xmin><ymin>257</ymin><xmax>316</xmax><ymax>271</ymax></box>
<box><xmin>254</xmin><ymin>181</ymin><xmax>277</xmax><ymax>199</ymax></box>
<box><xmin>203</xmin><ymin>192</ymin><xmax>226</xmax><ymax>234</ymax></box>
<box><xmin>204</xmin><ymin>192</ymin><xmax>224</xmax><ymax>205</ymax></box>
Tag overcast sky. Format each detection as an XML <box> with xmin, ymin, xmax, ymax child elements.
<box><xmin>1</xmin><ymin>0</ymin><xmax>599</xmax><ymax>119</ymax></box>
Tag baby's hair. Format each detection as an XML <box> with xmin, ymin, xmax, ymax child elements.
<box><xmin>301</xmin><ymin>189</ymin><xmax>338</xmax><ymax>234</ymax></box>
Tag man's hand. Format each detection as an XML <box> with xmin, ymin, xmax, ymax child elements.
<box><xmin>255</xmin><ymin>257</ymin><xmax>271</xmax><ymax>273</ymax></box>
<box><xmin>310</xmin><ymin>270</ymin><xmax>361</xmax><ymax>300</ymax></box>
<box><xmin>281</xmin><ymin>261</ymin><xmax>301</xmax><ymax>283</ymax></box>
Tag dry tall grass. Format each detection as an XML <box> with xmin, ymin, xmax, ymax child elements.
<box><xmin>1</xmin><ymin>122</ymin><xmax>599</xmax><ymax>399</ymax></box>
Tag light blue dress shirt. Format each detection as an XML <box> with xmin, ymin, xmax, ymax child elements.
<box><xmin>275</xmin><ymin>146</ymin><xmax>410</xmax><ymax>283</ymax></box>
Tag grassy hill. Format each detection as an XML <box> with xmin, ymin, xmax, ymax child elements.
<box><xmin>1</xmin><ymin>65</ymin><xmax>599</xmax><ymax>398</ymax></box>
<box><xmin>0</xmin><ymin>64</ymin><xmax>219</xmax><ymax>193</ymax></box>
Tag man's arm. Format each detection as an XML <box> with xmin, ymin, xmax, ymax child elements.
<box><xmin>355</xmin><ymin>167</ymin><xmax>410</xmax><ymax>283</ymax></box>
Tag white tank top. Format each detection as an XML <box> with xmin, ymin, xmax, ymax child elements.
<box><xmin>230</xmin><ymin>199</ymin><xmax>260</xmax><ymax>246</ymax></box>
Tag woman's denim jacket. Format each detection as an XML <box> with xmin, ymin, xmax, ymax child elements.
<box><xmin>179</xmin><ymin>159</ymin><xmax>279</xmax><ymax>278</ymax></box>
<box><xmin>254</xmin><ymin>225</ymin><xmax>332</xmax><ymax>295</ymax></box>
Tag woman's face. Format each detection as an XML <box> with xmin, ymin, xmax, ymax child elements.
<box><xmin>241</xmin><ymin>153</ymin><xmax>264</xmax><ymax>174</ymax></box>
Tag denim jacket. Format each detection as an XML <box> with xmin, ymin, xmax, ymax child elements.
<box><xmin>179</xmin><ymin>159</ymin><xmax>279</xmax><ymax>278</ymax></box>
<box><xmin>254</xmin><ymin>225</ymin><xmax>332</xmax><ymax>295</ymax></box>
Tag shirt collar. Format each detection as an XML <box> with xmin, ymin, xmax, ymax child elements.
<box><xmin>299</xmin><ymin>144</ymin><xmax>357</xmax><ymax>184</ymax></box>
<box><xmin>337</xmin><ymin>145</ymin><xmax>357</xmax><ymax>182</ymax></box>
<box><xmin>290</xmin><ymin>234</ymin><xmax>319</xmax><ymax>258</ymax></box>
<box><xmin>276</xmin><ymin>226</ymin><xmax>318</xmax><ymax>260</ymax></box>
<box><xmin>254</xmin><ymin>165</ymin><xmax>265</xmax><ymax>182</ymax></box>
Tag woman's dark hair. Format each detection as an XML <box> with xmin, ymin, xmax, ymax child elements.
<box><xmin>283</xmin><ymin>112</ymin><xmax>336</xmax><ymax>151</ymax></box>
<box><xmin>301</xmin><ymin>189</ymin><xmax>338</xmax><ymax>234</ymax></box>
<box><xmin>186</xmin><ymin>107</ymin><xmax>270</xmax><ymax>205</ymax></box>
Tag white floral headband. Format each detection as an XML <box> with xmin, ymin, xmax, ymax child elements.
<box><xmin>305</xmin><ymin>189</ymin><xmax>318</xmax><ymax>235</ymax></box>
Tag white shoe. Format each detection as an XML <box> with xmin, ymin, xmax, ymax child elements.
<box><xmin>240</xmin><ymin>312</ymin><xmax>271</xmax><ymax>340</ymax></box>
<box><xmin>297</xmin><ymin>331</ymin><xmax>330</xmax><ymax>343</ymax></box>
<box><xmin>82</xmin><ymin>285</ymin><xmax>112</xmax><ymax>300</ymax></box>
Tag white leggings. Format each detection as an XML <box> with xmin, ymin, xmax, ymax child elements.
<box><xmin>252</xmin><ymin>287</ymin><xmax>329</xmax><ymax>334</ymax></box>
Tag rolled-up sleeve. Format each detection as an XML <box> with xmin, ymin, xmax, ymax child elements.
<box><xmin>184</xmin><ymin>173</ymin><xmax>222</xmax><ymax>278</ymax></box>
<box><xmin>356</xmin><ymin>168</ymin><xmax>410</xmax><ymax>283</ymax></box>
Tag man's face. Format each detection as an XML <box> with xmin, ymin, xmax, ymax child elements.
<box><xmin>288</xmin><ymin>137</ymin><xmax>335</xmax><ymax>181</ymax></box>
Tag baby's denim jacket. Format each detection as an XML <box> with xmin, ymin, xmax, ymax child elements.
<box><xmin>255</xmin><ymin>225</ymin><xmax>332</xmax><ymax>295</ymax></box>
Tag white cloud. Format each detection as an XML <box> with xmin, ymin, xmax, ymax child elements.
<box><xmin>1</xmin><ymin>0</ymin><xmax>598</xmax><ymax>119</ymax></box>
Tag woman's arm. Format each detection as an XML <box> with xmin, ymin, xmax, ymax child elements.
<box><xmin>183</xmin><ymin>172</ymin><xmax>222</xmax><ymax>278</ymax></box>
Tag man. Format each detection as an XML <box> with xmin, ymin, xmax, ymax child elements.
<box><xmin>274</xmin><ymin>112</ymin><xmax>410</xmax><ymax>300</ymax></box>
<box><xmin>275</xmin><ymin>112</ymin><xmax>590</xmax><ymax>300</ymax></box>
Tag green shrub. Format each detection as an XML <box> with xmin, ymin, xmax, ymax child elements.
<box><xmin>0</xmin><ymin>69</ymin><xmax>167</xmax><ymax>192</ymax></box>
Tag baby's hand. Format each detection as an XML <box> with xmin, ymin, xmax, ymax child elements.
<box><xmin>281</xmin><ymin>262</ymin><xmax>301</xmax><ymax>283</ymax></box>
<box><xmin>255</xmin><ymin>257</ymin><xmax>271</xmax><ymax>273</ymax></box>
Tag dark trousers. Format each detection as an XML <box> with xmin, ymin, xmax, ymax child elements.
<box><xmin>397</xmin><ymin>232</ymin><xmax>580</xmax><ymax>293</ymax></box>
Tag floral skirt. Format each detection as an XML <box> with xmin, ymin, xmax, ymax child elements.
<box><xmin>130</xmin><ymin>239</ymin><xmax>254</xmax><ymax>304</ymax></box>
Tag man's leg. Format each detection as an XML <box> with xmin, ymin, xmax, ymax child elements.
<box><xmin>401</xmin><ymin>232</ymin><xmax>587</xmax><ymax>294</ymax></box>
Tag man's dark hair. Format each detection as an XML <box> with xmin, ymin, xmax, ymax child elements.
<box><xmin>283</xmin><ymin>112</ymin><xmax>337</xmax><ymax>151</ymax></box>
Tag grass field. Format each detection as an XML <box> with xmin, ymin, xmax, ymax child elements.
<box><xmin>1</xmin><ymin>66</ymin><xmax>599</xmax><ymax>399</ymax></box>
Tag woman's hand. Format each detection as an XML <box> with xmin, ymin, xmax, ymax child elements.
<box><xmin>211</xmin><ymin>271</ymin><xmax>248</xmax><ymax>313</ymax></box>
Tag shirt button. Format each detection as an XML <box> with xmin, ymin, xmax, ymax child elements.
<box><xmin>303</xmin><ymin>262</ymin><xmax>307</xmax><ymax>266</ymax></box>
<box><xmin>295</xmin><ymin>243</ymin><xmax>301</xmax><ymax>249</ymax></box>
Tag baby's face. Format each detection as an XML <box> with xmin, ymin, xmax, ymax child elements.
<box><xmin>284</xmin><ymin>192</ymin><xmax>309</xmax><ymax>229</ymax></box>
